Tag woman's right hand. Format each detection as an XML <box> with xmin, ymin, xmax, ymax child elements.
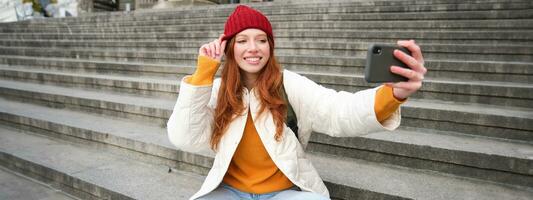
<box><xmin>199</xmin><ymin>34</ymin><xmax>227</xmax><ymax>62</ymax></box>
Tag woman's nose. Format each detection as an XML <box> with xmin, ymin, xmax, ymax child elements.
<box><xmin>247</xmin><ymin>41</ymin><xmax>259</xmax><ymax>52</ymax></box>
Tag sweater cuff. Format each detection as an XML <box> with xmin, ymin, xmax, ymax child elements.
<box><xmin>187</xmin><ymin>55</ymin><xmax>220</xmax><ymax>86</ymax></box>
<box><xmin>375</xmin><ymin>85</ymin><xmax>406</xmax><ymax>123</ymax></box>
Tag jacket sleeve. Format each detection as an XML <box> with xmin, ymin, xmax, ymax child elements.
<box><xmin>283</xmin><ymin>70</ymin><xmax>401</xmax><ymax>138</ymax></box>
<box><xmin>166</xmin><ymin>56</ymin><xmax>220</xmax><ymax>153</ymax></box>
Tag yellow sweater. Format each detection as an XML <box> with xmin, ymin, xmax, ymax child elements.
<box><xmin>187</xmin><ymin>55</ymin><xmax>404</xmax><ymax>194</ymax></box>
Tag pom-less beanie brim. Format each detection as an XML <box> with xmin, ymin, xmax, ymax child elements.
<box><xmin>222</xmin><ymin>5</ymin><xmax>274</xmax><ymax>47</ymax></box>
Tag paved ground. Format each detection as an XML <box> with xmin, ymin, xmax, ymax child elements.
<box><xmin>0</xmin><ymin>166</ymin><xmax>78</xmax><ymax>200</ymax></box>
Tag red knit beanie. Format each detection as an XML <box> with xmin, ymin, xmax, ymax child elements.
<box><xmin>222</xmin><ymin>5</ymin><xmax>274</xmax><ymax>47</ymax></box>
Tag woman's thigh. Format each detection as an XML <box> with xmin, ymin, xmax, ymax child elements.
<box><xmin>270</xmin><ymin>190</ymin><xmax>330</xmax><ymax>200</ymax></box>
<box><xmin>197</xmin><ymin>184</ymin><xmax>329</xmax><ymax>200</ymax></box>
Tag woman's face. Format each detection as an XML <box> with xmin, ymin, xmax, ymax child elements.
<box><xmin>233</xmin><ymin>28</ymin><xmax>270</xmax><ymax>76</ymax></box>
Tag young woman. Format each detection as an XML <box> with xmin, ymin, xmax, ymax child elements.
<box><xmin>167</xmin><ymin>5</ymin><xmax>426</xmax><ymax>200</ymax></box>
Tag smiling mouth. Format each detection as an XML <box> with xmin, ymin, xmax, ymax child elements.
<box><xmin>244</xmin><ymin>57</ymin><xmax>262</xmax><ymax>64</ymax></box>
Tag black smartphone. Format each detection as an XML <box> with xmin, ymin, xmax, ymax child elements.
<box><xmin>364</xmin><ymin>43</ymin><xmax>411</xmax><ymax>83</ymax></box>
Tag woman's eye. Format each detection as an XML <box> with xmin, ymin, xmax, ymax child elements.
<box><xmin>237</xmin><ymin>40</ymin><xmax>246</xmax><ymax>43</ymax></box>
<box><xmin>259</xmin><ymin>39</ymin><xmax>267</xmax><ymax>43</ymax></box>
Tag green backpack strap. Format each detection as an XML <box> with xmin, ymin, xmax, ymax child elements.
<box><xmin>281</xmin><ymin>76</ymin><xmax>299</xmax><ymax>141</ymax></box>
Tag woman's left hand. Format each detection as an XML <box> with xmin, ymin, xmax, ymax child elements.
<box><xmin>386</xmin><ymin>40</ymin><xmax>427</xmax><ymax>100</ymax></box>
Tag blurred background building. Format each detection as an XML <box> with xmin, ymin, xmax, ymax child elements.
<box><xmin>0</xmin><ymin>0</ymin><xmax>274</xmax><ymax>22</ymax></box>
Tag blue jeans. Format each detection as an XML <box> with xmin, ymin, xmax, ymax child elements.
<box><xmin>196</xmin><ymin>183</ymin><xmax>330</xmax><ymax>200</ymax></box>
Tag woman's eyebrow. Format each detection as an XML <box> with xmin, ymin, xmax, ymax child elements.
<box><xmin>255</xmin><ymin>34</ymin><xmax>267</xmax><ymax>38</ymax></box>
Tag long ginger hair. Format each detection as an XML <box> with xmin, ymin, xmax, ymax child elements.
<box><xmin>210</xmin><ymin>36</ymin><xmax>286</xmax><ymax>151</ymax></box>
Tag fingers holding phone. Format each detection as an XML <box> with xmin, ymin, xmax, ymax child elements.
<box><xmin>387</xmin><ymin>40</ymin><xmax>427</xmax><ymax>100</ymax></box>
<box><xmin>394</xmin><ymin>40</ymin><xmax>426</xmax><ymax>75</ymax></box>
<box><xmin>199</xmin><ymin>34</ymin><xmax>227</xmax><ymax>62</ymax></box>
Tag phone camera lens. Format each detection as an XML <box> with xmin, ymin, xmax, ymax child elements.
<box><xmin>373</xmin><ymin>47</ymin><xmax>382</xmax><ymax>55</ymax></box>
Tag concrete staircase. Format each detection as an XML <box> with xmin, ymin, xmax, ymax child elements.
<box><xmin>0</xmin><ymin>0</ymin><xmax>532</xmax><ymax>199</ymax></box>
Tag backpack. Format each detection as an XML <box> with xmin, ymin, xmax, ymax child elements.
<box><xmin>281</xmin><ymin>80</ymin><xmax>299</xmax><ymax>140</ymax></box>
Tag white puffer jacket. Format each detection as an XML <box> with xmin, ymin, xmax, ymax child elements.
<box><xmin>167</xmin><ymin>69</ymin><xmax>401</xmax><ymax>199</ymax></box>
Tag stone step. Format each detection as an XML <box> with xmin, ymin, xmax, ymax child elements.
<box><xmin>1</xmin><ymin>54</ymin><xmax>529</xmax><ymax>85</ymax></box>
<box><xmin>0</xmin><ymin>45</ymin><xmax>533</xmax><ymax>69</ymax></box>
<box><xmin>0</xmin><ymin>46</ymin><xmax>195</xmax><ymax>64</ymax></box>
<box><xmin>0</xmin><ymin>79</ymin><xmax>174</xmax><ymax>126</ymax></box>
<box><xmin>12</xmin><ymin>18</ymin><xmax>530</xmax><ymax>38</ymax></box>
<box><xmin>3</xmin><ymin>18</ymin><xmax>533</xmax><ymax>33</ymax></box>
<box><xmin>2</xmin><ymin>36</ymin><xmax>522</xmax><ymax>46</ymax></box>
<box><xmin>0</xmin><ymin>78</ymin><xmax>529</xmax><ymax>142</ymax></box>
<box><xmin>9</xmin><ymin>0</ymin><xmax>531</xmax><ymax>26</ymax></box>
<box><xmin>0</xmin><ymin>123</ymin><xmax>204</xmax><ymax>200</ymax></box>
<box><xmin>0</xmin><ymin>56</ymin><xmax>530</xmax><ymax>108</ymax></box>
<box><xmin>0</xmin><ymin>166</ymin><xmax>78</xmax><ymax>200</ymax></box>
<box><xmin>0</xmin><ymin>55</ymin><xmax>195</xmax><ymax>79</ymax></box>
<box><xmin>300</xmin><ymin>71</ymin><xmax>533</xmax><ymax>108</ymax></box>
<box><xmin>0</xmin><ymin>65</ymin><xmax>182</xmax><ymax>99</ymax></box>
<box><xmin>1</xmin><ymin>30</ymin><xmax>530</xmax><ymax>45</ymax></box>
<box><xmin>288</xmin><ymin>58</ymin><xmax>533</xmax><ymax>84</ymax></box>
<box><xmin>272</xmin><ymin>55</ymin><xmax>533</xmax><ymax>82</ymax></box>
<box><xmin>6</xmin><ymin>2</ymin><xmax>529</xmax><ymax>30</ymax></box>
<box><xmin>1</xmin><ymin>58</ymin><xmax>531</xmax><ymax>108</ymax></box>
<box><xmin>307</xmin><ymin>127</ymin><xmax>533</xmax><ymax>188</ymax></box>
<box><xmin>1</xmin><ymin>98</ymin><xmax>532</xmax><ymax>200</ymax></box>
<box><xmin>246</xmin><ymin>7</ymin><xmax>533</xmax><ymax>23</ymax></box>
<box><xmin>402</xmin><ymin>98</ymin><xmax>533</xmax><ymax>142</ymax></box>
<box><xmin>2</xmin><ymin>40</ymin><xmax>532</xmax><ymax>62</ymax></box>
